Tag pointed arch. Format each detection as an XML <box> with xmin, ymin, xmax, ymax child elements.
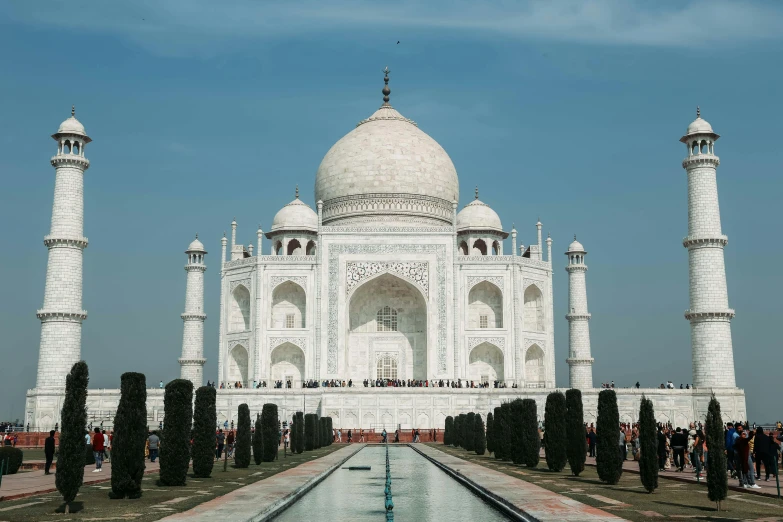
<box><xmin>287</xmin><ymin>239</ymin><xmax>302</xmax><ymax>255</ymax></box>
<box><xmin>229</xmin><ymin>285</ymin><xmax>251</xmax><ymax>332</ymax></box>
<box><xmin>525</xmin><ymin>344</ymin><xmax>545</xmax><ymax>386</ymax></box>
<box><xmin>306</xmin><ymin>240</ymin><xmax>316</xmax><ymax>256</ymax></box>
<box><xmin>472</xmin><ymin>239</ymin><xmax>487</xmax><ymax>256</ymax></box>
<box><xmin>228</xmin><ymin>343</ymin><xmax>249</xmax><ymax>385</ymax></box>
<box><xmin>492</xmin><ymin>240</ymin><xmax>500</xmax><ymax>255</ymax></box>
<box><xmin>468</xmin><ymin>281</ymin><xmax>502</xmax><ymax>328</ymax></box>
<box><xmin>271</xmin><ymin>281</ymin><xmax>306</xmax><ymax>328</ymax></box>
<box><xmin>458</xmin><ymin>240</ymin><xmax>468</xmax><ymax>256</ymax></box>
<box><xmin>468</xmin><ymin>342</ymin><xmax>504</xmax><ymax>382</ymax></box>
<box><xmin>270</xmin><ymin>342</ymin><xmax>305</xmax><ymax>384</ymax></box>
<box><xmin>523</xmin><ymin>284</ymin><xmax>545</xmax><ymax>332</ymax></box>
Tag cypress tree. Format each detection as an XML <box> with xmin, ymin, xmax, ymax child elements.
<box><xmin>544</xmin><ymin>392</ymin><xmax>567</xmax><ymax>472</ymax></box>
<box><xmin>474</xmin><ymin>415</ymin><xmax>486</xmax><ymax>455</ymax></box>
<box><xmin>314</xmin><ymin>416</ymin><xmax>322</xmax><ymax>449</ymax></box>
<box><xmin>485</xmin><ymin>412</ymin><xmax>494</xmax><ymax>455</ymax></box>
<box><xmin>327</xmin><ymin>417</ymin><xmax>333</xmax><ymax>445</ymax></box>
<box><xmin>493</xmin><ymin>406</ymin><xmax>504</xmax><ymax>460</ymax></box>
<box><xmin>596</xmin><ymin>389</ymin><xmax>622</xmax><ymax>484</ymax></box>
<box><xmin>444</xmin><ymin>416</ymin><xmax>453</xmax><ymax>446</ymax></box>
<box><xmin>253</xmin><ymin>414</ymin><xmax>263</xmax><ymax>465</ymax></box>
<box><xmin>465</xmin><ymin>412</ymin><xmax>476</xmax><ymax>451</ymax></box>
<box><xmin>109</xmin><ymin>372</ymin><xmax>147</xmax><ymax>500</ymax></box>
<box><xmin>453</xmin><ymin>415</ymin><xmax>461</xmax><ymax>447</ymax></box>
<box><xmin>192</xmin><ymin>386</ymin><xmax>216</xmax><ymax>478</ymax></box>
<box><xmin>289</xmin><ymin>415</ymin><xmax>297</xmax><ymax>453</ymax></box>
<box><xmin>159</xmin><ymin>379</ymin><xmax>193</xmax><ymax>486</ymax></box>
<box><xmin>294</xmin><ymin>412</ymin><xmax>305</xmax><ymax>454</ymax></box>
<box><xmin>498</xmin><ymin>403</ymin><xmax>511</xmax><ymax>460</ymax></box>
<box><xmin>565</xmin><ymin>389</ymin><xmax>586</xmax><ymax>476</ymax></box>
<box><xmin>520</xmin><ymin>399</ymin><xmax>540</xmax><ymax>468</ymax></box>
<box><xmin>261</xmin><ymin>404</ymin><xmax>278</xmax><ymax>462</ymax></box>
<box><xmin>305</xmin><ymin>414</ymin><xmax>316</xmax><ymax>451</ymax></box>
<box><xmin>55</xmin><ymin>361</ymin><xmax>89</xmax><ymax>513</ymax></box>
<box><xmin>510</xmin><ymin>399</ymin><xmax>525</xmax><ymax>464</ymax></box>
<box><xmin>234</xmin><ymin>404</ymin><xmax>251</xmax><ymax>468</ymax></box>
<box><xmin>705</xmin><ymin>395</ymin><xmax>727</xmax><ymax>510</ymax></box>
<box><xmin>459</xmin><ymin>414</ymin><xmax>468</xmax><ymax>448</ymax></box>
<box><xmin>638</xmin><ymin>395</ymin><xmax>658</xmax><ymax>493</ymax></box>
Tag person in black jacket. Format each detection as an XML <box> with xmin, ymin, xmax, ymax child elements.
<box><xmin>44</xmin><ymin>430</ymin><xmax>56</xmax><ymax>475</ymax></box>
<box><xmin>753</xmin><ymin>427</ymin><xmax>774</xmax><ymax>481</ymax></box>
<box><xmin>671</xmin><ymin>427</ymin><xmax>687</xmax><ymax>472</ymax></box>
<box><xmin>657</xmin><ymin>426</ymin><xmax>668</xmax><ymax>471</ymax></box>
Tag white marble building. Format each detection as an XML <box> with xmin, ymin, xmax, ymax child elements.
<box><xmin>25</xmin><ymin>77</ymin><xmax>746</xmax><ymax>431</ymax></box>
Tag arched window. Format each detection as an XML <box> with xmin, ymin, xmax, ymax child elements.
<box><xmin>524</xmin><ymin>285</ymin><xmax>545</xmax><ymax>332</ymax></box>
<box><xmin>306</xmin><ymin>240</ymin><xmax>316</xmax><ymax>256</ymax></box>
<box><xmin>459</xmin><ymin>241</ymin><xmax>468</xmax><ymax>256</ymax></box>
<box><xmin>525</xmin><ymin>344</ymin><xmax>545</xmax><ymax>387</ymax></box>
<box><xmin>472</xmin><ymin>239</ymin><xmax>487</xmax><ymax>256</ymax></box>
<box><xmin>492</xmin><ymin>240</ymin><xmax>500</xmax><ymax>255</ymax></box>
<box><xmin>376</xmin><ymin>306</ymin><xmax>398</xmax><ymax>332</ymax></box>
<box><xmin>228</xmin><ymin>344</ymin><xmax>249</xmax><ymax>385</ymax></box>
<box><xmin>376</xmin><ymin>355</ymin><xmax>398</xmax><ymax>380</ymax></box>
<box><xmin>468</xmin><ymin>281</ymin><xmax>502</xmax><ymax>328</ymax></box>
<box><xmin>274</xmin><ymin>241</ymin><xmax>282</xmax><ymax>256</ymax></box>
<box><xmin>229</xmin><ymin>285</ymin><xmax>251</xmax><ymax>332</ymax></box>
<box><xmin>700</xmin><ymin>140</ymin><xmax>708</xmax><ymax>154</ymax></box>
<box><xmin>63</xmin><ymin>140</ymin><xmax>71</xmax><ymax>154</ymax></box>
<box><xmin>271</xmin><ymin>281</ymin><xmax>306</xmax><ymax>328</ymax></box>
<box><xmin>692</xmin><ymin>141</ymin><xmax>698</xmax><ymax>155</ymax></box>
<box><xmin>287</xmin><ymin>239</ymin><xmax>302</xmax><ymax>255</ymax></box>
<box><xmin>72</xmin><ymin>142</ymin><xmax>80</xmax><ymax>155</ymax></box>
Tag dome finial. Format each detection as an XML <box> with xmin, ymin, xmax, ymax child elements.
<box><xmin>696</xmin><ymin>106</ymin><xmax>700</xmax><ymax>118</ymax></box>
<box><xmin>475</xmin><ymin>186</ymin><xmax>479</xmax><ymax>199</ymax></box>
<box><xmin>195</xmin><ymin>233</ymin><xmax>198</xmax><ymax>239</ymax></box>
<box><xmin>71</xmin><ymin>105</ymin><xmax>75</xmax><ymax>117</ymax></box>
<box><xmin>382</xmin><ymin>66</ymin><xmax>391</xmax><ymax>106</ymax></box>
<box><xmin>574</xmin><ymin>234</ymin><xmax>577</xmax><ymax>241</ymax></box>
<box><xmin>295</xmin><ymin>185</ymin><xmax>299</xmax><ymax>199</ymax></box>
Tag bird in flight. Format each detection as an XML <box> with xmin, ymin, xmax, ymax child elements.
<box><xmin>397</xmin><ymin>41</ymin><xmax>400</xmax><ymax>44</ymax></box>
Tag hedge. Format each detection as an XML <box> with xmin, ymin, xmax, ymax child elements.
<box><xmin>465</xmin><ymin>412</ymin><xmax>476</xmax><ymax>451</ymax></box>
<box><xmin>638</xmin><ymin>395</ymin><xmax>658</xmax><ymax>493</ymax></box>
<box><xmin>474</xmin><ymin>415</ymin><xmax>486</xmax><ymax>455</ymax></box>
<box><xmin>234</xmin><ymin>404</ymin><xmax>252</xmax><ymax>468</ymax></box>
<box><xmin>261</xmin><ymin>404</ymin><xmax>279</xmax><ymax>462</ymax></box>
<box><xmin>705</xmin><ymin>395</ymin><xmax>728</xmax><ymax>509</ymax></box>
<box><xmin>294</xmin><ymin>412</ymin><xmax>305</xmax><ymax>454</ymax></box>
<box><xmin>109</xmin><ymin>372</ymin><xmax>147</xmax><ymax>499</ymax></box>
<box><xmin>520</xmin><ymin>399</ymin><xmax>540</xmax><ymax>468</ymax></box>
<box><xmin>596</xmin><ymin>389</ymin><xmax>622</xmax><ymax>484</ymax></box>
<box><xmin>543</xmin><ymin>392</ymin><xmax>567</xmax><ymax>472</ymax></box>
<box><xmin>0</xmin><ymin>447</ymin><xmax>23</xmax><ymax>474</ymax></box>
<box><xmin>192</xmin><ymin>386</ymin><xmax>217</xmax><ymax>478</ymax></box>
<box><xmin>565</xmin><ymin>389</ymin><xmax>586</xmax><ymax>476</ymax></box>
<box><xmin>485</xmin><ymin>412</ymin><xmax>494</xmax><ymax>455</ymax></box>
<box><xmin>253</xmin><ymin>414</ymin><xmax>263</xmax><ymax>465</ymax></box>
<box><xmin>56</xmin><ymin>361</ymin><xmax>89</xmax><ymax>512</ymax></box>
<box><xmin>444</xmin><ymin>416</ymin><xmax>453</xmax><ymax>446</ymax></box>
<box><xmin>305</xmin><ymin>414</ymin><xmax>317</xmax><ymax>451</ymax></box>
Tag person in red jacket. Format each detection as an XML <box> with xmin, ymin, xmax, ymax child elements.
<box><xmin>91</xmin><ymin>427</ymin><xmax>105</xmax><ymax>472</ymax></box>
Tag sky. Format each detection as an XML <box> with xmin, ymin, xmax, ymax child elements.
<box><xmin>1</xmin><ymin>0</ymin><xmax>781</xmax><ymax>422</ymax></box>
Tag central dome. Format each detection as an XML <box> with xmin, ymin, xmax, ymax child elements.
<box><xmin>314</xmin><ymin>76</ymin><xmax>459</xmax><ymax>225</ymax></box>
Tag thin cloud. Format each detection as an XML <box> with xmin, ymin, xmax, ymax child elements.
<box><xmin>7</xmin><ymin>0</ymin><xmax>783</xmax><ymax>57</ymax></box>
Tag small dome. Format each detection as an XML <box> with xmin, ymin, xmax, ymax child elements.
<box><xmin>270</xmin><ymin>197</ymin><xmax>318</xmax><ymax>233</ymax></box>
<box><xmin>186</xmin><ymin>236</ymin><xmax>206</xmax><ymax>253</ymax></box>
<box><xmin>686</xmin><ymin>117</ymin><xmax>714</xmax><ymax>135</ymax></box>
<box><xmin>566</xmin><ymin>237</ymin><xmax>585</xmax><ymax>253</ymax></box>
<box><xmin>58</xmin><ymin>116</ymin><xmax>86</xmax><ymax>135</ymax></box>
<box><xmin>456</xmin><ymin>198</ymin><xmax>503</xmax><ymax>232</ymax></box>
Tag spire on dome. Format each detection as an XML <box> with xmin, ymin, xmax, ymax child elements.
<box><xmin>696</xmin><ymin>106</ymin><xmax>700</xmax><ymax>118</ymax></box>
<box><xmin>295</xmin><ymin>185</ymin><xmax>299</xmax><ymax>199</ymax></box>
<box><xmin>382</xmin><ymin>66</ymin><xmax>391</xmax><ymax>106</ymax></box>
<box><xmin>71</xmin><ymin>105</ymin><xmax>75</xmax><ymax>117</ymax></box>
<box><xmin>475</xmin><ymin>186</ymin><xmax>479</xmax><ymax>199</ymax></box>
<box><xmin>574</xmin><ymin>234</ymin><xmax>577</xmax><ymax>241</ymax></box>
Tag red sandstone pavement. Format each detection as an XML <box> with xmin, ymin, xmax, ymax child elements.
<box><xmin>0</xmin><ymin>460</ymin><xmax>161</xmax><ymax>501</ymax></box>
<box><xmin>415</xmin><ymin>444</ymin><xmax>625</xmax><ymax>521</ymax></box>
<box><xmin>585</xmin><ymin>455</ymin><xmax>783</xmax><ymax>499</ymax></box>
<box><xmin>161</xmin><ymin>444</ymin><xmax>364</xmax><ymax>521</ymax></box>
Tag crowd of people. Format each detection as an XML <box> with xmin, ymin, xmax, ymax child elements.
<box><xmin>205</xmin><ymin>378</ymin><xmax>523</xmax><ymax>390</ymax></box>
<box><xmin>591</xmin><ymin>421</ymin><xmax>783</xmax><ymax>488</ymax></box>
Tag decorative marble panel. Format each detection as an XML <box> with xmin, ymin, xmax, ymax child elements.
<box><xmin>269</xmin><ymin>337</ymin><xmax>306</xmax><ymax>351</ymax></box>
<box><xmin>270</xmin><ymin>276</ymin><xmax>308</xmax><ymax>290</ymax></box>
<box><xmin>229</xmin><ymin>278</ymin><xmax>251</xmax><ymax>293</ymax></box>
<box><xmin>467</xmin><ymin>336</ymin><xmax>506</xmax><ymax>354</ymax></box>
<box><xmin>346</xmin><ymin>261</ymin><xmax>428</xmax><ymax>297</ymax></box>
<box><xmin>466</xmin><ymin>276</ymin><xmax>504</xmax><ymax>291</ymax></box>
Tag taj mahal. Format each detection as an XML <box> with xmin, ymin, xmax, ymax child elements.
<box><xmin>25</xmin><ymin>71</ymin><xmax>746</xmax><ymax>431</ymax></box>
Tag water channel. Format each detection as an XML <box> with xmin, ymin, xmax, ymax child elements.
<box><xmin>274</xmin><ymin>445</ymin><xmax>507</xmax><ymax>520</ymax></box>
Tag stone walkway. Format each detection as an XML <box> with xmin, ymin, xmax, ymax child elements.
<box><xmin>160</xmin><ymin>444</ymin><xmax>364</xmax><ymax>521</ymax></box>
<box><xmin>413</xmin><ymin>444</ymin><xmax>625</xmax><ymax>521</ymax></box>
<box><xmin>586</xmin><ymin>456</ymin><xmax>783</xmax><ymax>499</ymax></box>
<box><xmin>0</xmin><ymin>460</ymin><xmax>160</xmax><ymax>501</ymax></box>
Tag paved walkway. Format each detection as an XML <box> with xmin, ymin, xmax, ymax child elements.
<box><xmin>161</xmin><ymin>444</ymin><xmax>364</xmax><ymax>522</ymax></box>
<box><xmin>0</xmin><ymin>460</ymin><xmax>161</xmax><ymax>501</ymax></box>
<box><xmin>414</xmin><ymin>444</ymin><xmax>624</xmax><ymax>521</ymax></box>
<box><xmin>586</xmin><ymin>455</ymin><xmax>783</xmax><ymax>499</ymax></box>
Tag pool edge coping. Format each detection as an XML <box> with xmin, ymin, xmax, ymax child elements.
<box><xmin>407</xmin><ymin>443</ymin><xmax>539</xmax><ymax>522</ymax></box>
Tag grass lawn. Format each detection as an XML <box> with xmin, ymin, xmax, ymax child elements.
<box><xmin>0</xmin><ymin>445</ymin><xmax>341</xmax><ymax>521</ymax></box>
<box><xmin>428</xmin><ymin>444</ymin><xmax>783</xmax><ymax>521</ymax></box>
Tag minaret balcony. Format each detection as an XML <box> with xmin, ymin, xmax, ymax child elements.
<box><xmin>50</xmin><ymin>154</ymin><xmax>90</xmax><ymax>169</ymax></box>
<box><xmin>684</xmin><ymin>309</ymin><xmax>735</xmax><ymax>321</ymax></box>
<box><xmin>565</xmin><ymin>313</ymin><xmax>591</xmax><ymax>321</ymax></box>
<box><xmin>682</xmin><ymin>155</ymin><xmax>719</xmax><ymax>169</ymax></box>
<box><xmin>181</xmin><ymin>312</ymin><xmax>207</xmax><ymax>321</ymax></box>
<box><xmin>566</xmin><ymin>357</ymin><xmax>594</xmax><ymax>364</ymax></box>
<box><xmin>682</xmin><ymin>235</ymin><xmax>728</xmax><ymax>249</ymax></box>
<box><xmin>36</xmin><ymin>309</ymin><xmax>88</xmax><ymax>321</ymax></box>
<box><xmin>43</xmin><ymin>235</ymin><xmax>89</xmax><ymax>248</ymax></box>
<box><xmin>565</xmin><ymin>264</ymin><xmax>588</xmax><ymax>273</ymax></box>
<box><xmin>178</xmin><ymin>358</ymin><xmax>206</xmax><ymax>365</ymax></box>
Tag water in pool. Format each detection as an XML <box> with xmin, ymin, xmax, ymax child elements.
<box><xmin>274</xmin><ymin>445</ymin><xmax>507</xmax><ymax>520</ymax></box>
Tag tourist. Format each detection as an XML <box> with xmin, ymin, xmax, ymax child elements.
<box><xmin>657</xmin><ymin>426</ymin><xmax>667</xmax><ymax>471</ymax></box>
<box><xmin>619</xmin><ymin>427</ymin><xmax>627</xmax><ymax>461</ymax></box>
<box><xmin>725</xmin><ymin>422</ymin><xmax>737</xmax><ymax>477</ymax></box>
<box><xmin>394</xmin><ymin>430</ymin><xmax>400</xmax><ymax>443</ymax></box>
<box><xmin>92</xmin><ymin>427</ymin><xmax>105</xmax><ymax>472</ymax></box>
<box><xmin>734</xmin><ymin>426</ymin><xmax>760</xmax><ymax>488</ymax></box>
<box><xmin>359</xmin><ymin>429</ymin><xmax>365</xmax><ymax>443</ymax></box>
<box><xmin>102</xmin><ymin>429</ymin><xmax>110</xmax><ymax>462</ymax></box>
<box><xmin>587</xmin><ymin>427</ymin><xmax>596</xmax><ymax>457</ymax></box>
<box><xmin>148</xmin><ymin>431</ymin><xmax>160</xmax><ymax>463</ymax></box>
<box><xmin>381</xmin><ymin>429</ymin><xmax>388</xmax><ymax>443</ymax></box>
<box><xmin>216</xmin><ymin>429</ymin><xmax>225</xmax><ymax>459</ymax></box>
<box><xmin>44</xmin><ymin>430</ymin><xmax>55</xmax><ymax>475</ymax></box>
<box><xmin>226</xmin><ymin>430</ymin><xmax>235</xmax><ymax>459</ymax></box>
<box><xmin>670</xmin><ymin>427</ymin><xmax>686</xmax><ymax>471</ymax></box>
<box><xmin>347</xmin><ymin>429</ymin><xmax>352</xmax><ymax>443</ymax></box>
<box><xmin>337</xmin><ymin>428</ymin><xmax>342</xmax><ymax>443</ymax></box>
<box><xmin>159</xmin><ymin>380</ymin><xmax>163</xmax><ymax>389</ymax></box>
<box><xmin>753</xmin><ymin>427</ymin><xmax>773</xmax><ymax>481</ymax></box>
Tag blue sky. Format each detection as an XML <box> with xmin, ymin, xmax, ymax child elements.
<box><xmin>1</xmin><ymin>0</ymin><xmax>781</xmax><ymax>422</ymax></box>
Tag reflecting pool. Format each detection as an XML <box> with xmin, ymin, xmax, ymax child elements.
<box><xmin>274</xmin><ymin>445</ymin><xmax>507</xmax><ymax>520</ymax></box>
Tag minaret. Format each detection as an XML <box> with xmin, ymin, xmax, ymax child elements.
<box><xmin>565</xmin><ymin>236</ymin><xmax>593</xmax><ymax>389</ymax></box>
<box><xmin>179</xmin><ymin>235</ymin><xmax>207</xmax><ymax>386</ymax></box>
<box><xmin>680</xmin><ymin>108</ymin><xmax>736</xmax><ymax>388</ymax></box>
<box><xmin>35</xmin><ymin>107</ymin><xmax>91</xmax><ymax>390</ymax></box>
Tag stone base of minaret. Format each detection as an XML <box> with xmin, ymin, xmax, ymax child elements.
<box><xmin>566</xmin><ymin>358</ymin><xmax>594</xmax><ymax>390</ymax></box>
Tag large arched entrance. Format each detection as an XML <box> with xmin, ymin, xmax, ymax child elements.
<box><xmin>228</xmin><ymin>344</ymin><xmax>249</xmax><ymax>385</ymax></box>
<box><xmin>347</xmin><ymin>273</ymin><xmax>427</xmax><ymax>381</ymax></box>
